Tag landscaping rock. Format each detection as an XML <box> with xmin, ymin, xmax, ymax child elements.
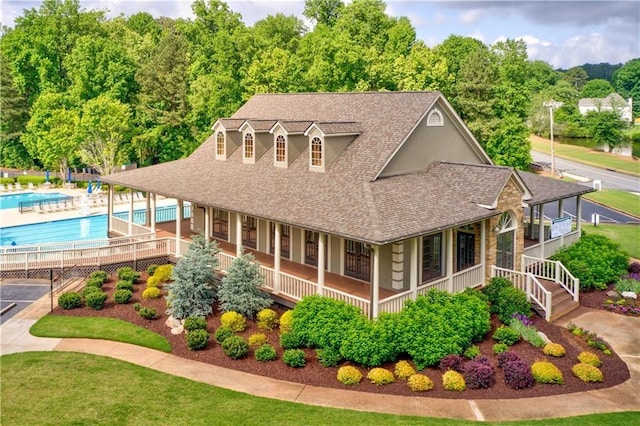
<box><xmin>165</xmin><ymin>315</ymin><xmax>182</xmax><ymax>329</ymax></box>
<box><xmin>621</xmin><ymin>291</ymin><xmax>637</xmax><ymax>300</ymax></box>
<box><xmin>605</xmin><ymin>290</ymin><xmax>619</xmax><ymax>299</ymax></box>
<box><xmin>170</xmin><ymin>325</ymin><xmax>184</xmax><ymax>335</ymax></box>
<box><xmin>537</xmin><ymin>331</ymin><xmax>551</xmax><ymax>344</ymax></box>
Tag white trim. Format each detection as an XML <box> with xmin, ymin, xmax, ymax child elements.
<box><xmin>242</xmin><ymin>132</ymin><xmax>255</xmax><ymax>164</ymax></box>
<box><xmin>215</xmin><ymin>130</ymin><xmax>226</xmax><ymax>160</ymax></box>
<box><xmin>426</xmin><ymin>108</ymin><xmax>444</xmax><ymax>127</ymax></box>
<box><xmin>274</xmin><ymin>133</ymin><xmax>288</xmax><ymax>167</ymax></box>
<box><xmin>309</xmin><ymin>135</ymin><xmax>325</xmax><ymax>172</ymax></box>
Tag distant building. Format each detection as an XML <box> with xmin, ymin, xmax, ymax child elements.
<box><xmin>578</xmin><ymin>93</ymin><xmax>633</xmax><ymax>123</ymax></box>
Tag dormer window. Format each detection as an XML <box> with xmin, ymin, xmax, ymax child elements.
<box><xmin>275</xmin><ymin>135</ymin><xmax>287</xmax><ymax>164</ymax></box>
<box><xmin>216</xmin><ymin>131</ymin><xmax>225</xmax><ymax>158</ymax></box>
<box><xmin>427</xmin><ymin>108</ymin><xmax>444</xmax><ymax>127</ymax></box>
<box><xmin>243</xmin><ymin>133</ymin><xmax>254</xmax><ymax>162</ymax></box>
<box><xmin>310</xmin><ymin>136</ymin><xmax>323</xmax><ymax>168</ymax></box>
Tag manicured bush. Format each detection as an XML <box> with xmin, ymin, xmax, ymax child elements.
<box><xmin>85</xmin><ymin>291</ymin><xmax>107</xmax><ymax>310</ymax></box>
<box><xmin>255</xmin><ymin>344</ymin><xmax>277</xmax><ymax>362</ymax></box>
<box><xmin>394</xmin><ymin>360</ymin><xmax>416</xmax><ymax>380</ymax></box>
<box><xmin>89</xmin><ymin>270</ymin><xmax>108</xmax><ymax>283</ymax></box>
<box><xmin>117</xmin><ymin>266</ymin><xmax>140</xmax><ymax>283</ymax></box>
<box><xmin>186</xmin><ymin>329</ymin><xmax>210</xmax><ymax>351</ymax></box>
<box><xmin>113</xmin><ymin>289</ymin><xmax>133</xmax><ymax>304</ymax></box>
<box><xmin>492</xmin><ymin>326</ymin><xmax>521</xmax><ymax>346</ymax></box>
<box><xmin>222</xmin><ymin>335</ymin><xmax>249</xmax><ymax>359</ymax></box>
<box><xmin>146</xmin><ymin>264</ymin><xmax>159</xmax><ymax>276</ymax></box>
<box><xmin>214</xmin><ymin>326</ymin><xmax>234</xmax><ymax>344</ymax></box>
<box><xmin>463</xmin><ymin>345</ymin><xmax>480</xmax><ymax>359</ymax></box>
<box><xmin>531</xmin><ymin>361</ymin><xmax>564</xmax><ymax>384</ymax></box>
<box><xmin>316</xmin><ymin>347</ymin><xmax>343</xmax><ymax>368</ymax></box>
<box><xmin>218</xmin><ymin>253</ymin><xmax>271</xmax><ymax>318</ymax></box>
<box><xmin>502</xmin><ymin>360</ymin><xmax>535</xmax><ymax>389</ymax></box>
<box><xmin>115</xmin><ymin>280</ymin><xmax>134</xmax><ymax>291</ymax></box>
<box><xmin>256</xmin><ymin>308</ymin><xmax>279</xmax><ymax>330</ymax></box>
<box><xmin>184</xmin><ymin>316</ymin><xmax>207</xmax><ymax>332</ymax></box>
<box><xmin>133</xmin><ymin>303</ymin><xmax>142</xmax><ymax>312</ymax></box>
<box><xmin>439</xmin><ymin>354</ymin><xmax>465</xmax><ymax>372</ymax></box>
<box><xmin>572</xmin><ymin>363</ymin><xmax>603</xmax><ymax>382</ymax></box>
<box><xmin>282</xmin><ymin>349</ymin><xmax>306</xmax><ymax>367</ymax></box>
<box><xmin>367</xmin><ymin>368</ymin><xmax>395</xmax><ymax>385</ymax></box>
<box><xmin>551</xmin><ymin>234</ymin><xmax>628</xmax><ymax>290</ymax></box>
<box><xmin>493</xmin><ymin>343</ymin><xmax>509</xmax><ymax>354</ymax></box>
<box><xmin>339</xmin><ymin>315</ymin><xmax>396</xmax><ymax>367</ymax></box>
<box><xmin>482</xmin><ymin>277</ymin><xmax>513</xmax><ymax>310</ymax></box>
<box><xmin>497</xmin><ymin>351</ymin><xmax>522</xmax><ymax>368</ymax></box>
<box><xmin>82</xmin><ymin>285</ymin><xmax>102</xmax><ymax>299</ymax></box>
<box><xmin>220</xmin><ymin>311</ymin><xmax>247</xmax><ymax>332</ymax></box>
<box><xmin>337</xmin><ymin>366</ymin><xmax>363</xmax><ymax>385</ymax></box>
<box><xmin>543</xmin><ymin>343</ymin><xmax>566</xmax><ymax>357</ymax></box>
<box><xmin>462</xmin><ymin>359</ymin><xmax>496</xmax><ymax>389</ymax></box>
<box><xmin>510</xmin><ymin>318</ymin><xmax>545</xmax><ymax>348</ymax></box>
<box><xmin>279</xmin><ymin>310</ymin><xmax>293</xmax><ymax>333</ymax></box>
<box><xmin>279</xmin><ymin>331</ymin><xmax>303</xmax><ymax>349</ymax></box>
<box><xmin>58</xmin><ymin>292</ymin><xmax>82</xmax><ymax>309</ymax></box>
<box><xmin>248</xmin><ymin>333</ymin><xmax>267</xmax><ymax>347</ymax></box>
<box><xmin>407</xmin><ymin>374</ymin><xmax>434</xmax><ymax>392</ymax></box>
<box><xmin>84</xmin><ymin>277</ymin><xmax>104</xmax><ymax>289</ymax></box>
<box><xmin>142</xmin><ymin>287</ymin><xmax>161</xmax><ymax>299</ymax></box>
<box><xmin>153</xmin><ymin>264</ymin><xmax>173</xmax><ymax>282</ymax></box>
<box><xmin>138</xmin><ymin>307</ymin><xmax>158</xmax><ymax>320</ymax></box>
<box><xmin>146</xmin><ymin>276</ymin><xmax>161</xmax><ymax>288</ymax></box>
<box><xmin>442</xmin><ymin>370</ymin><xmax>466</xmax><ymax>391</ymax></box>
<box><xmin>577</xmin><ymin>351</ymin><xmax>602</xmax><ymax>367</ymax></box>
<box><xmin>495</xmin><ymin>286</ymin><xmax>531</xmax><ymax>323</ymax></box>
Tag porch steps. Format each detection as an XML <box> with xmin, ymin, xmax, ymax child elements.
<box><xmin>533</xmin><ymin>279</ymin><xmax>580</xmax><ymax>322</ymax></box>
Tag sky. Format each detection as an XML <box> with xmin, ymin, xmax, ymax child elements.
<box><xmin>1</xmin><ymin>0</ymin><xmax>639</xmax><ymax>69</ymax></box>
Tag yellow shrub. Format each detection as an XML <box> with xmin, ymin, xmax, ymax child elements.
<box><xmin>142</xmin><ymin>287</ymin><xmax>161</xmax><ymax>300</ymax></box>
<box><xmin>146</xmin><ymin>276</ymin><xmax>160</xmax><ymax>288</ymax></box>
<box><xmin>531</xmin><ymin>361</ymin><xmax>563</xmax><ymax>384</ymax></box>
<box><xmin>337</xmin><ymin>366</ymin><xmax>363</xmax><ymax>385</ymax></box>
<box><xmin>279</xmin><ymin>310</ymin><xmax>293</xmax><ymax>333</ymax></box>
<box><xmin>442</xmin><ymin>370</ymin><xmax>466</xmax><ymax>391</ymax></box>
<box><xmin>153</xmin><ymin>264</ymin><xmax>173</xmax><ymax>282</ymax></box>
<box><xmin>367</xmin><ymin>368</ymin><xmax>395</xmax><ymax>386</ymax></box>
<box><xmin>248</xmin><ymin>333</ymin><xmax>268</xmax><ymax>347</ymax></box>
<box><xmin>543</xmin><ymin>343</ymin><xmax>566</xmax><ymax>357</ymax></box>
<box><xmin>256</xmin><ymin>309</ymin><xmax>278</xmax><ymax>330</ymax></box>
<box><xmin>407</xmin><ymin>374</ymin><xmax>434</xmax><ymax>392</ymax></box>
<box><xmin>394</xmin><ymin>360</ymin><xmax>416</xmax><ymax>380</ymax></box>
<box><xmin>220</xmin><ymin>311</ymin><xmax>246</xmax><ymax>332</ymax></box>
<box><xmin>572</xmin><ymin>363</ymin><xmax>603</xmax><ymax>382</ymax></box>
<box><xmin>577</xmin><ymin>351</ymin><xmax>602</xmax><ymax>367</ymax></box>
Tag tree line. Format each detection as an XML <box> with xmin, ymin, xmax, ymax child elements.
<box><xmin>1</xmin><ymin>0</ymin><xmax>638</xmax><ymax>180</ymax></box>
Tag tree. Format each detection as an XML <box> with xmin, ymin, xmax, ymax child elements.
<box><xmin>562</xmin><ymin>66</ymin><xmax>588</xmax><ymax>91</ymax></box>
<box><xmin>0</xmin><ymin>53</ymin><xmax>32</xmax><ymax>168</ymax></box>
<box><xmin>243</xmin><ymin>47</ymin><xmax>304</xmax><ymax>98</ymax></box>
<box><xmin>166</xmin><ymin>234</ymin><xmax>220</xmax><ymax>319</ymax></box>
<box><xmin>485</xmin><ymin>115</ymin><xmax>531</xmax><ymax>170</ymax></box>
<box><xmin>251</xmin><ymin>13</ymin><xmax>306</xmax><ymax>51</ymax></box>
<box><xmin>303</xmin><ymin>0</ymin><xmax>344</xmax><ymax>26</ymax></box>
<box><xmin>612</xmin><ymin>58</ymin><xmax>640</xmax><ymax>118</ymax></box>
<box><xmin>586</xmin><ymin>111</ymin><xmax>625</xmax><ymax>152</ymax></box>
<box><xmin>394</xmin><ymin>41</ymin><xmax>451</xmax><ymax>92</ymax></box>
<box><xmin>581</xmin><ymin>79</ymin><xmax>615</xmax><ymax>98</ymax></box>
<box><xmin>218</xmin><ymin>252</ymin><xmax>271</xmax><ymax>318</ymax></box>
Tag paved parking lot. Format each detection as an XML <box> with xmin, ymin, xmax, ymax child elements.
<box><xmin>0</xmin><ymin>280</ymin><xmax>50</xmax><ymax>325</ymax></box>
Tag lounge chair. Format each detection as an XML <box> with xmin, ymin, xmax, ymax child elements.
<box><xmin>35</xmin><ymin>203</ymin><xmax>44</xmax><ymax>214</ymax></box>
<box><xmin>7</xmin><ymin>183</ymin><xmax>15</xmax><ymax>191</ymax></box>
<box><xmin>0</xmin><ymin>184</ymin><xmax>6</xmax><ymax>192</ymax></box>
<box><xmin>15</xmin><ymin>182</ymin><xmax>23</xmax><ymax>191</ymax></box>
<box><xmin>27</xmin><ymin>182</ymin><xmax>35</xmax><ymax>190</ymax></box>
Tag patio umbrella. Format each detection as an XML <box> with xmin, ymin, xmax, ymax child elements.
<box><xmin>67</xmin><ymin>168</ymin><xmax>72</xmax><ymax>183</ymax></box>
<box><xmin>87</xmin><ymin>180</ymin><xmax>93</xmax><ymax>194</ymax></box>
<box><xmin>45</xmin><ymin>170</ymin><xmax>49</xmax><ymax>183</ymax></box>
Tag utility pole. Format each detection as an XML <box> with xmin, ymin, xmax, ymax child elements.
<box><xmin>543</xmin><ymin>101</ymin><xmax>562</xmax><ymax>176</ymax></box>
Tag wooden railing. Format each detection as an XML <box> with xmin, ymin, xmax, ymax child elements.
<box><xmin>491</xmin><ymin>265</ymin><xmax>551</xmax><ymax>321</ymax></box>
<box><xmin>522</xmin><ymin>255</ymin><xmax>579</xmax><ymax>302</ymax></box>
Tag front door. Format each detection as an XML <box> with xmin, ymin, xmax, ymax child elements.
<box><xmin>345</xmin><ymin>240</ymin><xmax>370</xmax><ymax>281</ymax></box>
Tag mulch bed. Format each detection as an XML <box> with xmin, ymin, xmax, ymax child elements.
<box><xmin>52</xmin><ymin>275</ymin><xmax>631</xmax><ymax>400</ymax></box>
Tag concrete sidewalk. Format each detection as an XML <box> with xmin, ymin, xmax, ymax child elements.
<box><xmin>1</xmin><ymin>292</ymin><xmax>639</xmax><ymax>421</ymax></box>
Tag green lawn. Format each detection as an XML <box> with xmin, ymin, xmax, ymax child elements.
<box><xmin>30</xmin><ymin>315</ymin><xmax>172</xmax><ymax>353</ymax></box>
<box><xmin>530</xmin><ymin>135</ymin><xmax>640</xmax><ymax>177</ymax></box>
<box><xmin>584</xmin><ymin>190</ymin><xmax>640</xmax><ymax>218</ymax></box>
<box><xmin>1</xmin><ymin>352</ymin><xmax>638</xmax><ymax>425</ymax></box>
<box><xmin>583</xmin><ymin>224</ymin><xmax>640</xmax><ymax>259</ymax></box>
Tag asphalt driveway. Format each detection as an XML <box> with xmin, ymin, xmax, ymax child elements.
<box><xmin>0</xmin><ymin>280</ymin><xmax>50</xmax><ymax>325</ymax></box>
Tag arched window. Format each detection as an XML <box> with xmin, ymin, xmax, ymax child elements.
<box><xmin>216</xmin><ymin>131</ymin><xmax>225</xmax><ymax>157</ymax></box>
<box><xmin>427</xmin><ymin>109</ymin><xmax>444</xmax><ymax>127</ymax></box>
<box><xmin>244</xmin><ymin>133</ymin><xmax>254</xmax><ymax>160</ymax></box>
<box><xmin>310</xmin><ymin>136</ymin><xmax>323</xmax><ymax>167</ymax></box>
<box><xmin>275</xmin><ymin>135</ymin><xmax>286</xmax><ymax>163</ymax></box>
<box><xmin>496</xmin><ymin>211</ymin><xmax>517</xmax><ymax>270</ymax></box>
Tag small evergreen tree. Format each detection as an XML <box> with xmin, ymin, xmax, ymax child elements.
<box><xmin>218</xmin><ymin>252</ymin><xmax>271</xmax><ymax>318</ymax></box>
<box><xmin>165</xmin><ymin>234</ymin><xmax>219</xmax><ymax>319</ymax></box>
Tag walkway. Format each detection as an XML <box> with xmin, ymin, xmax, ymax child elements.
<box><xmin>1</xmin><ymin>290</ymin><xmax>639</xmax><ymax>421</ymax></box>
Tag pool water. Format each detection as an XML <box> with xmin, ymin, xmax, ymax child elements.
<box><xmin>0</xmin><ymin>192</ymin><xmax>66</xmax><ymax>210</ymax></box>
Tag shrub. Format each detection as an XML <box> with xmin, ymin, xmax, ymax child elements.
<box><xmin>184</xmin><ymin>317</ymin><xmax>207</xmax><ymax>332</ymax></box>
<box><xmin>282</xmin><ymin>349</ymin><xmax>306</xmax><ymax>367</ymax></box>
<box><xmin>256</xmin><ymin>308</ymin><xmax>279</xmax><ymax>330</ymax></box>
<box><xmin>482</xmin><ymin>277</ymin><xmax>513</xmax><ymax>310</ymax></box>
<box><xmin>510</xmin><ymin>318</ymin><xmax>545</xmax><ymax>348</ymax></box>
<box><xmin>497</xmin><ymin>351</ymin><xmax>522</xmax><ymax>368</ymax></box>
<box><xmin>407</xmin><ymin>374</ymin><xmax>435</xmax><ymax>392</ymax></box>
<box><xmin>133</xmin><ymin>303</ymin><xmax>142</xmax><ymax>312</ymax></box>
<box><xmin>615</xmin><ymin>278</ymin><xmax>640</xmax><ymax>294</ymax></box>
<box><xmin>186</xmin><ymin>329</ymin><xmax>209</xmax><ymax>351</ymax></box>
<box><xmin>279</xmin><ymin>331</ymin><xmax>303</xmax><ymax>350</ymax></box>
<box><xmin>220</xmin><ymin>311</ymin><xmax>247</xmax><ymax>332</ymax></box>
<box><xmin>279</xmin><ymin>310</ymin><xmax>293</xmax><ymax>333</ymax></box>
<box><xmin>82</xmin><ymin>285</ymin><xmax>102</xmax><ymax>299</ymax></box>
<box><xmin>84</xmin><ymin>277</ymin><xmax>104</xmax><ymax>289</ymax></box>
<box><xmin>89</xmin><ymin>270</ymin><xmax>108</xmax><ymax>283</ymax></box>
<box><xmin>248</xmin><ymin>333</ymin><xmax>268</xmax><ymax>347</ymax></box>
<box><xmin>442</xmin><ymin>370</ymin><xmax>466</xmax><ymax>391</ymax></box>
<box><xmin>502</xmin><ymin>360</ymin><xmax>535</xmax><ymax>389</ymax></box>
<box><xmin>439</xmin><ymin>354</ymin><xmax>465</xmax><ymax>372</ymax></box>
<box><xmin>463</xmin><ymin>345</ymin><xmax>481</xmax><ymax>359</ymax></box>
<box><xmin>493</xmin><ymin>343</ymin><xmax>509</xmax><ymax>354</ymax></box>
<box><xmin>316</xmin><ymin>347</ymin><xmax>343</xmax><ymax>367</ymax></box>
<box><xmin>222</xmin><ymin>336</ymin><xmax>249</xmax><ymax>359</ymax></box>
<box><xmin>146</xmin><ymin>276</ymin><xmax>161</xmax><ymax>288</ymax></box>
<box><xmin>138</xmin><ymin>307</ymin><xmax>157</xmax><ymax>320</ymax></box>
<box><xmin>572</xmin><ymin>363</ymin><xmax>603</xmax><ymax>382</ymax></box>
<box><xmin>462</xmin><ymin>359</ymin><xmax>496</xmax><ymax>389</ymax></box>
<box><xmin>543</xmin><ymin>343</ymin><xmax>566</xmax><ymax>357</ymax></box>
<box><xmin>577</xmin><ymin>351</ymin><xmax>602</xmax><ymax>367</ymax></box>
<box><xmin>117</xmin><ymin>266</ymin><xmax>140</xmax><ymax>283</ymax></box>
<box><xmin>115</xmin><ymin>280</ymin><xmax>134</xmax><ymax>291</ymax></box>
<box><xmin>218</xmin><ymin>253</ymin><xmax>271</xmax><ymax>318</ymax></box>
<box><xmin>367</xmin><ymin>368</ymin><xmax>395</xmax><ymax>385</ymax></box>
<box><xmin>113</xmin><ymin>289</ymin><xmax>133</xmax><ymax>304</ymax></box>
<box><xmin>214</xmin><ymin>326</ymin><xmax>234</xmax><ymax>344</ymax></box>
<box><xmin>492</xmin><ymin>326</ymin><xmax>521</xmax><ymax>346</ymax></box>
<box><xmin>495</xmin><ymin>286</ymin><xmax>531</xmax><ymax>323</ymax></box>
<box><xmin>531</xmin><ymin>361</ymin><xmax>563</xmax><ymax>384</ymax></box>
<box><xmin>142</xmin><ymin>287</ymin><xmax>161</xmax><ymax>299</ymax></box>
<box><xmin>628</xmin><ymin>262</ymin><xmax>640</xmax><ymax>274</ymax></box>
<box><xmin>255</xmin><ymin>344</ymin><xmax>277</xmax><ymax>362</ymax></box>
<box><xmin>85</xmin><ymin>291</ymin><xmax>107</xmax><ymax>310</ymax></box>
<box><xmin>394</xmin><ymin>361</ymin><xmax>417</xmax><ymax>380</ymax></box>
<box><xmin>339</xmin><ymin>315</ymin><xmax>396</xmax><ymax>367</ymax></box>
<box><xmin>153</xmin><ymin>264</ymin><xmax>173</xmax><ymax>282</ymax></box>
<box><xmin>337</xmin><ymin>366</ymin><xmax>363</xmax><ymax>385</ymax></box>
<box><xmin>58</xmin><ymin>292</ymin><xmax>82</xmax><ymax>309</ymax></box>
<box><xmin>146</xmin><ymin>264</ymin><xmax>159</xmax><ymax>276</ymax></box>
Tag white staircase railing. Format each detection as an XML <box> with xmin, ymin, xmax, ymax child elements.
<box><xmin>522</xmin><ymin>255</ymin><xmax>579</xmax><ymax>302</ymax></box>
<box><xmin>491</xmin><ymin>265</ymin><xmax>552</xmax><ymax>321</ymax></box>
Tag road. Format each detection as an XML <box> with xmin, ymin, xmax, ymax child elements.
<box><xmin>531</xmin><ymin>150</ymin><xmax>640</xmax><ymax>192</ymax></box>
<box><xmin>529</xmin><ymin>199</ymin><xmax>639</xmax><ymax>224</ymax></box>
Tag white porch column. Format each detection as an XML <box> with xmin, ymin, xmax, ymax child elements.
<box><xmin>576</xmin><ymin>195</ymin><xmax>582</xmax><ymax>234</ymax></box>
<box><xmin>204</xmin><ymin>207</ymin><xmax>211</xmax><ymax>240</ymax></box>
<box><xmin>371</xmin><ymin>245</ymin><xmax>380</xmax><ymax>318</ymax></box>
<box><xmin>318</xmin><ymin>232</ymin><xmax>326</xmax><ymax>295</ymax></box>
<box><xmin>175</xmin><ymin>199</ymin><xmax>183</xmax><ymax>256</ymax></box>
<box><xmin>150</xmin><ymin>193</ymin><xmax>156</xmax><ymax>233</ymax></box>
<box><xmin>128</xmin><ymin>188</ymin><xmax>134</xmax><ymax>235</ymax></box>
<box><xmin>538</xmin><ymin>204</ymin><xmax>546</xmax><ymax>258</ymax></box>
<box><xmin>529</xmin><ymin>205</ymin><xmax>535</xmax><ymax>239</ymax></box>
<box><xmin>107</xmin><ymin>184</ymin><xmax>113</xmax><ymax>235</ymax></box>
<box><xmin>236</xmin><ymin>214</ymin><xmax>243</xmax><ymax>257</ymax></box>
<box><xmin>274</xmin><ymin>223</ymin><xmax>281</xmax><ymax>294</ymax></box>
<box><xmin>410</xmin><ymin>237</ymin><xmax>418</xmax><ymax>300</ymax></box>
<box><xmin>446</xmin><ymin>229</ymin><xmax>454</xmax><ymax>293</ymax></box>
<box><xmin>480</xmin><ymin>220</ymin><xmax>486</xmax><ymax>281</ymax></box>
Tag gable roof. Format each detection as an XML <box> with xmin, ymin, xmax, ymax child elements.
<box><xmin>517</xmin><ymin>171</ymin><xmax>594</xmax><ymax>205</ymax></box>
<box><xmin>578</xmin><ymin>93</ymin><xmax>627</xmax><ymax>109</ymax></box>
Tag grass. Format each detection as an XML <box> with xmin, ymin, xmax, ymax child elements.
<box><xmin>1</xmin><ymin>352</ymin><xmax>639</xmax><ymax>425</ymax></box>
<box><xmin>530</xmin><ymin>135</ymin><xmax>640</xmax><ymax>177</ymax></box>
<box><xmin>584</xmin><ymin>190</ymin><xmax>640</xmax><ymax>218</ymax></box>
<box><xmin>30</xmin><ymin>315</ymin><xmax>171</xmax><ymax>353</ymax></box>
<box><xmin>583</xmin><ymin>224</ymin><xmax>640</xmax><ymax>259</ymax></box>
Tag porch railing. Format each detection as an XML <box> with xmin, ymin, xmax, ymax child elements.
<box><xmin>491</xmin><ymin>265</ymin><xmax>551</xmax><ymax>321</ymax></box>
<box><xmin>452</xmin><ymin>264</ymin><xmax>484</xmax><ymax>292</ymax></box>
<box><xmin>522</xmin><ymin>255</ymin><xmax>579</xmax><ymax>302</ymax></box>
<box><xmin>523</xmin><ymin>230</ymin><xmax>579</xmax><ymax>259</ymax></box>
<box><xmin>322</xmin><ymin>286</ymin><xmax>370</xmax><ymax>314</ymax></box>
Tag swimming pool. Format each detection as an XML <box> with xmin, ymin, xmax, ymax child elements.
<box><xmin>0</xmin><ymin>192</ymin><xmax>67</xmax><ymax>210</ymax></box>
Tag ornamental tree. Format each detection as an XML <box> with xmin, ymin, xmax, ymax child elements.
<box><xmin>218</xmin><ymin>252</ymin><xmax>271</xmax><ymax>318</ymax></box>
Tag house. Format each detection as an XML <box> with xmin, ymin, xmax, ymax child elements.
<box><xmin>102</xmin><ymin>92</ymin><xmax>593</xmax><ymax>321</ymax></box>
<box><xmin>578</xmin><ymin>93</ymin><xmax>633</xmax><ymax>123</ymax></box>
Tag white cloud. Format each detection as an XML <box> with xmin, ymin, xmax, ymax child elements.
<box><xmin>459</xmin><ymin>9</ymin><xmax>483</xmax><ymax>25</ymax></box>
<box><xmin>433</xmin><ymin>11</ymin><xmax>448</xmax><ymax>26</ymax></box>
<box><xmin>468</xmin><ymin>31</ymin><xmax>486</xmax><ymax>43</ymax></box>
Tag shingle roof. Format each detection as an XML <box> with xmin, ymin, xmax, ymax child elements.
<box><xmin>517</xmin><ymin>171</ymin><xmax>595</xmax><ymax>205</ymax></box>
<box><xmin>217</xmin><ymin>118</ymin><xmax>245</xmax><ymax>130</ymax></box>
<box><xmin>273</xmin><ymin>120</ymin><xmax>314</xmax><ymax>134</ymax></box>
<box><xmin>241</xmin><ymin>119</ymin><xmax>278</xmax><ymax>132</ymax></box>
<box><xmin>307</xmin><ymin>121</ymin><xmax>362</xmax><ymax>136</ymax></box>
<box><xmin>578</xmin><ymin>93</ymin><xmax>626</xmax><ymax>108</ymax></box>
